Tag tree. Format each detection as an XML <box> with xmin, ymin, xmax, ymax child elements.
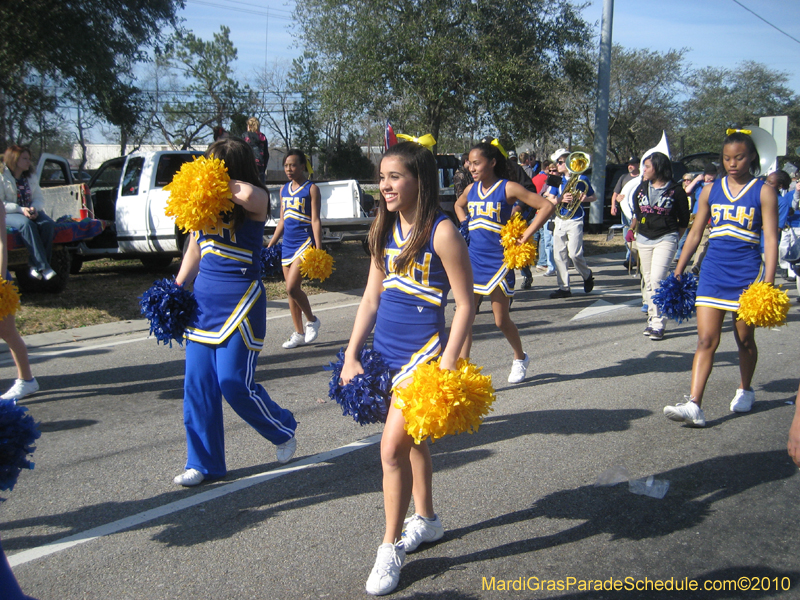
<box><xmin>0</xmin><ymin>0</ymin><xmax>183</xmax><ymax>145</ymax></box>
<box><xmin>681</xmin><ymin>61</ymin><xmax>800</xmax><ymax>158</ymax></box>
<box><xmin>294</xmin><ymin>0</ymin><xmax>590</xmax><ymax>148</ymax></box>
<box><xmin>568</xmin><ymin>45</ymin><xmax>687</xmax><ymax>162</ymax></box>
<box><xmin>155</xmin><ymin>26</ymin><xmax>258</xmax><ymax>149</ymax></box>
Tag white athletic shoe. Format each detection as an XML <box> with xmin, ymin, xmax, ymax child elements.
<box><xmin>365</xmin><ymin>542</ymin><xmax>405</xmax><ymax>596</ymax></box>
<box><xmin>276</xmin><ymin>436</ymin><xmax>297</xmax><ymax>463</ymax></box>
<box><xmin>663</xmin><ymin>396</ymin><xmax>706</xmax><ymax>427</ymax></box>
<box><xmin>508</xmin><ymin>353</ymin><xmax>530</xmax><ymax>384</ymax></box>
<box><xmin>282</xmin><ymin>332</ymin><xmax>305</xmax><ymax>349</ymax></box>
<box><xmin>42</xmin><ymin>268</ymin><xmax>57</xmax><ymax>281</ymax></box>
<box><xmin>29</xmin><ymin>268</ymin><xmax>42</xmax><ymax>280</ymax></box>
<box><xmin>730</xmin><ymin>388</ymin><xmax>755</xmax><ymax>413</ymax></box>
<box><xmin>304</xmin><ymin>317</ymin><xmax>321</xmax><ymax>343</ymax></box>
<box><xmin>173</xmin><ymin>468</ymin><xmax>204</xmax><ymax>486</ymax></box>
<box><xmin>401</xmin><ymin>514</ymin><xmax>444</xmax><ymax>553</ymax></box>
<box><xmin>1</xmin><ymin>378</ymin><xmax>39</xmax><ymax>400</ymax></box>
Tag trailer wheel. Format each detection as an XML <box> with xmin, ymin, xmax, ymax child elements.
<box><xmin>69</xmin><ymin>255</ymin><xmax>84</xmax><ymax>274</ymax></box>
<box><xmin>14</xmin><ymin>246</ymin><xmax>71</xmax><ymax>293</ymax></box>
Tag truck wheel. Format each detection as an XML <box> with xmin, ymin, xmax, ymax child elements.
<box><xmin>362</xmin><ymin>238</ymin><xmax>370</xmax><ymax>255</ymax></box>
<box><xmin>14</xmin><ymin>246</ymin><xmax>71</xmax><ymax>294</ymax></box>
<box><xmin>70</xmin><ymin>255</ymin><xmax>84</xmax><ymax>274</ymax></box>
<box><xmin>140</xmin><ymin>255</ymin><xmax>174</xmax><ymax>270</ymax></box>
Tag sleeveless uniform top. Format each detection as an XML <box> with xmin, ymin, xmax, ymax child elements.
<box><xmin>185</xmin><ymin>215</ymin><xmax>266</xmax><ymax>349</ymax></box>
<box><xmin>467</xmin><ymin>179</ymin><xmax>514</xmax><ymax>295</ymax></box>
<box><xmin>696</xmin><ymin>177</ymin><xmax>765</xmax><ymax>311</ymax></box>
<box><xmin>281</xmin><ymin>180</ymin><xmax>315</xmax><ymax>265</ymax></box>
<box><xmin>378</xmin><ymin>212</ymin><xmax>451</xmax><ymax>326</ymax></box>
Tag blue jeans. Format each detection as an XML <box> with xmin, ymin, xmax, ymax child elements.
<box><xmin>621</xmin><ymin>212</ymin><xmax>631</xmax><ymax>261</ymax></box>
<box><xmin>6</xmin><ymin>211</ymin><xmax>55</xmax><ymax>271</ymax></box>
<box><xmin>537</xmin><ymin>224</ymin><xmax>555</xmax><ymax>271</ymax></box>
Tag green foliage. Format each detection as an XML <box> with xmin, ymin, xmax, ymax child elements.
<box><xmin>294</xmin><ymin>0</ymin><xmax>590</xmax><ymax>148</ymax></box>
<box><xmin>322</xmin><ymin>135</ymin><xmax>376</xmax><ymax>180</ymax></box>
<box><xmin>157</xmin><ymin>26</ymin><xmax>258</xmax><ymax>149</ymax></box>
<box><xmin>681</xmin><ymin>61</ymin><xmax>800</xmax><ymax>158</ymax></box>
<box><xmin>0</xmin><ymin>0</ymin><xmax>183</xmax><ymax>139</ymax></box>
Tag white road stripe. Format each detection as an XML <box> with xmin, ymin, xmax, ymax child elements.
<box><xmin>8</xmin><ymin>433</ymin><xmax>382</xmax><ymax>568</ymax></box>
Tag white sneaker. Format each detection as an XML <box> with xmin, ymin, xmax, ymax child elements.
<box><xmin>1</xmin><ymin>378</ymin><xmax>39</xmax><ymax>400</ymax></box>
<box><xmin>365</xmin><ymin>542</ymin><xmax>405</xmax><ymax>596</ymax></box>
<box><xmin>42</xmin><ymin>268</ymin><xmax>57</xmax><ymax>281</ymax></box>
<box><xmin>401</xmin><ymin>514</ymin><xmax>444</xmax><ymax>553</ymax></box>
<box><xmin>663</xmin><ymin>396</ymin><xmax>705</xmax><ymax>427</ymax></box>
<box><xmin>276</xmin><ymin>436</ymin><xmax>297</xmax><ymax>463</ymax></box>
<box><xmin>282</xmin><ymin>331</ymin><xmax>305</xmax><ymax>349</ymax></box>
<box><xmin>508</xmin><ymin>353</ymin><xmax>530</xmax><ymax>384</ymax></box>
<box><xmin>173</xmin><ymin>468</ymin><xmax>204</xmax><ymax>486</ymax></box>
<box><xmin>29</xmin><ymin>268</ymin><xmax>42</xmax><ymax>280</ymax></box>
<box><xmin>304</xmin><ymin>317</ymin><xmax>321</xmax><ymax>343</ymax></box>
<box><xmin>730</xmin><ymin>388</ymin><xmax>755</xmax><ymax>413</ymax></box>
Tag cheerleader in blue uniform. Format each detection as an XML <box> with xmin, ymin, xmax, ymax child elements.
<box><xmin>664</xmin><ymin>131</ymin><xmax>778</xmax><ymax>427</ymax></box>
<box><xmin>454</xmin><ymin>141</ymin><xmax>555</xmax><ymax>383</ymax></box>
<box><xmin>339</xmin><ymin>141</ymin><xmax>474</xmax><ymax>596</ymax></box>
<box><xmin>173</xmin><ymin>138</ymin><xmax>297</xmax><ymax>486</ymax></box>
<box><xmin>266</xmin><ymin>149</ymin><xmax>322</xmax><ymax>349</ymax></box>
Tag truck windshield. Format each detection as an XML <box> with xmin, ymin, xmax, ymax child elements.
<box><xmin>155</xmin><ymin>154</ymin><xmax>202</xmax><ymax>188</ymax></box>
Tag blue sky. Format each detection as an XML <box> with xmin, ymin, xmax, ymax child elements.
<box><xmin>176</xmin><ymin>0</ymin><xmax>800</xmax><ymax>94</ymax></box>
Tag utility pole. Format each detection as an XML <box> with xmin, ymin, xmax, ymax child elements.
<box><xmin>590</xmin><ymin>0</ymin><xmax>613</xmax><ymax>230</ymax></box>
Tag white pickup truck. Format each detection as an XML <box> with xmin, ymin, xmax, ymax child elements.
<box><xmin>73</xmin><ymin>150</ymin><xmax>374</xmax><ymax>272</ymax></box>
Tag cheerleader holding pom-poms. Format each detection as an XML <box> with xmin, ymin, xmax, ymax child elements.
<box><xmin>171</xmin><ymin>138</ymin><xmax>297</xmax><ymax>487</ymax></box>
<box><xmin>265</xmin><ymin>149</ymin><xmax>323</xmax><ymax>349</ymax></box>
<box><xmin>338</xmin><ymin>140</ymin><xmax>475</xmax><ymax>596</ymax></box>
<box><xmin>664</xmin><ymin>129</ymin><xmax>779</xmax><ymax>427</ymax></box>
<box><xmin>454</xmin><ymin>140</ymin><xmax>555</xmax><ymax>384</ymax></box>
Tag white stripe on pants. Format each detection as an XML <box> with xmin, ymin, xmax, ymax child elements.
<box><xmin>637</xmin><ymin>235</ymin><xmax>678</xmax><ymax>331</ymax></box>
<box><xmin>553</xmin><ymin>217</ymin><xmax>591</xmax><ymax>291</ymax></box>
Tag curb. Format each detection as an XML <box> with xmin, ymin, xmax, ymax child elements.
<box><xmin>1</xmin><ymin>250</ymin><xmax>630</xmax><ymax>355</ymax></box>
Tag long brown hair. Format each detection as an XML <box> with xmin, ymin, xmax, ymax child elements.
<box><xmin>206</xmin><ymin>137</ymin><xmax>269</xmax><ymax>231</ymax></box>
<box><xmin>368</xmin><ymin>141</ymin><xmax>440</xmax><ymax>274</ymax></box>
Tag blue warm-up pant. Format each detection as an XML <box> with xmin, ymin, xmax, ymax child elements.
<box><xmin>183</xmin><ymin>330</ymin><xmax>297</xmax><ymax>478</ymax></box>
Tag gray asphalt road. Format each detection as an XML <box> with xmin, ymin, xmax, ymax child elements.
<box><xmin>3</xmin><ymin>252</ymin><xmax>800</xmax><ymax>600</ymax></box>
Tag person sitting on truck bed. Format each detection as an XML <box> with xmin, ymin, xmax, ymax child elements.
<box><xmin>1</xmin><ymin>145</ymin><xmax>56</xmax><ymax>281</ymax></box>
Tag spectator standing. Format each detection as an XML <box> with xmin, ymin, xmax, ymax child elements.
<box><xmin>611</xmin><ymin>157</ymin><xmax>640</xmax><ymax>268</ymax></box>
<box><xmin>533</xmin><ymin>161</ymin><xmax>557</xmax><ymax>276</ymax></box>
<box><xmin>518</xmin><ymin>152</ymin><xmax>534</xmax><ymax>178</ymax></box>
<box><xmin>243</xmin><ymin>117</ymin><xmax>269</xmax><ymax>184</ymax></box>
<box><xmin>453</xmin><ymin>153</ymin><xmax>473</xmax><ymax>200</ymax></box>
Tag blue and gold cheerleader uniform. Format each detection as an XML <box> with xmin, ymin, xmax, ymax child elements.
<box><xmin>373</xmin><ymin>213</ymin><xmax>452</xmax><ymax>389</ymax></box>
<box><xmin>467</xmin><ymin>180</ymin><xmax>514</xmax><ymax>296</ymax></box>
<box><xmin>695</xmin><ymin>177</ymin><xmax>765</xmax><ymax>311</ymax></box>
<box><xmin>182</xmin><ymin>215</ymin><xmax>296</xmax><ymax>478</ymax></box>
<box><xmin>280</xmin><ymin>179</ymin><xmax>315</xmax><ymax>266</ymax></box>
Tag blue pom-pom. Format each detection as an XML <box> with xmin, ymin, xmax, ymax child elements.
<box><xmin>327</xmin><ymin>347</ymin><xmax>391</xmax><ymax>425</ymax></box>
<box><xmin>139</xmin><ymin>278</ymin><xmax>199</xmax><ymax>347</ymax></box>
<box><xmin>652</xmin><ymin>272</ymin><xmax>698</xmax><ymax>323</ymax></box>
<box><xmin>260</xmin><ymin>244</ymin><xmax>282</xmax><ymax>278</ymax></box>
<box><xmin>0</xmin><ymin>399</ymin><xmax>40</xmax><ymax>494</ymax></box>
<box><xmin>459</xmin><ymin>218</ymin><xmax>470</xmax><ymax>246</ymax></box>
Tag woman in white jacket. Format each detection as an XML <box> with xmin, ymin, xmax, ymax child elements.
<box><xmin>1</xmin><ymin>145</ymin><xmax>56</xmax><ymax>280</ymax></box>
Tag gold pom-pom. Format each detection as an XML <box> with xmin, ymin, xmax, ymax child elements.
<box><xmin>737</xmin><ymin>281</ymin><xmax>790</xmax><ymax>328</ymax></box>
<box><xmin>300</xmin><ymin>247</ymin><xmax>335</xmax><ymax>281</ymax></box>
<box><xmin>500</xmin><ymin>213</ymin><xmax>537</xmax><ymax>268</ymax></box>
<box><xmin>394</xmin><ymin>357</ymin><xmax>495</xmax><ymax>444</ymax></box>
<box><xmin>0</xmin><ymin>278</ymin><xmax>21</xmax><ymax>320</ymax></box>
<box><xmin>164</xmin><ymin>156</ymin><xmax>234</xmax><ymax>233</ymax></box>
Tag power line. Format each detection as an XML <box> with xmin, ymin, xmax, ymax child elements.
<box><xmin>730</xmin><ymin>0</ymin><xmax>800</xmax><ymax>46</ymax></box>
<box><xmin>188</xmin><ymin>0</ymin><xmax>294</xmax><ymax>20</ymax></box>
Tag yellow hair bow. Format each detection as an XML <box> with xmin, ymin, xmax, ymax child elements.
<box><xmin>305</xmin><ymin>157</ymin><xmax>314</xmax><ymax>177</ymax></box>
<box><xmin>396</xmin><ymin>133</ymin><xmax>437</xmax><ymax>150</ymax></box>
<box><xmin>490</xmin><ymin>138</ymin><xmax>508</xmax><ymax>158</ymax></box>
<box><xmin>726</xmin><ymin>128</ymin><xmax>752</xmax><ymax>136</ymax></box>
